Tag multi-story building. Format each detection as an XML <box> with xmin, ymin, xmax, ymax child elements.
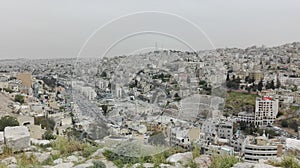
<box><xmin>170</xmin><ymin>127</ymin><xmax>191</xmax><ymax>149</ymax></box>
<box><xmin>255</xmin><ymin>97</ymin><xmax>279</xmax><ymax>126</ymax></box>
<box><xmin>201</xmin><ymin>118</ymin><xmax>233</xmax><ymax>140</ymax></box>
<box><xmin>217</xmin><ymin>120</ymin><xmax>234</xmax><ymax>140</ymax></box>
<box><xmin>244</xmin><ymin>135</ymin><xmax>283</xmax><ymax>163</ymax></box>
<box><xmin>238</xmin><ymin>111</ymin><xmax>255</xmax><ymax>123</ymax></box>
<box><xmin>249</xmin><ymin>71</ymin><xmax>264</xmax><ymax>83</ymax></box>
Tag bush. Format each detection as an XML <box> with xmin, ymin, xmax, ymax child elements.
<box><xmin>51</xmin><ymin>136</ymin><xmax>85</xmax><ymax>155</ymax></box>
<box><xmin>209</xmin><ymin>154</ymin><xmax>239</xmax><ymax>168</ymax></box>
<box><xmin>185</xmin><ymin>160</ymin><xmax>198</xmax><ymax>168</ymax></box>
<box><xmin>91</xmin><ymin>160</ymin><xmax>106</xmax><ymax>168</ymax></box>
<box><xmin>0</xmin><ymin>146</ymin><xmax>13</xmax><ymax>159</ymax></box>
<box><xmin>269</xmin><ymin>156</ymin><xmax>300</xmax><ymax>168</ymax></box>
<box><xmin>17</xmin><ymin>153</ymin><xmax>39</xmax><ymax>167</ymax></box>
<box><xmin>280</xmin><ymin>156</ymin><xmax>300</xmax><ymax>168</ymax></box>
<box><xmin>192</xmin><ymin>144</ymin><xmax>200</xmax><ymax>158</ymax></box>
<box><xmin>3</xmin><ymin>88</ymin><xmax>14</xmax><ymax>93</ymax></box>
<box><xmin>34</xmin><ymin>116</ymin><xmax>56</xmax><ymax>131</ymax></box>
<box><xmin>14</xmin><ymin>94</ymin><xmax>24</xmax><ymax>104</ymax></box>
<box><xmin>281</xmin><ymin>120</ymin><xmax>288</xmax><ymax>127</ymax></box>
<box><xmin>43</xmin><ymin>130</ymin><xmax>56</xmax><ymax>140</ymax></box>
<box><xmin>82</xmin><ymin>144</ymin><xmax>98</xmax><ymax>158</ymax></box>
<box><xmin>0</xmin><ymin>116</ymin><xmax>19</xmax><ymax>131</ymax></box>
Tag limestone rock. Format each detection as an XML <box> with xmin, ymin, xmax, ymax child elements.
<box><xmin>31</xmin><ymin>138</ymin><xmax>51</xmax><ymax>146</ymax></box>
<box><xmin>91</xmin><ymin>148</ymin><xmax>104</xmax><ymax>158</ymax></box>
<box><xmin>166</xmin><ymin>152</ymin><xmax>193</xmax><ymax>164</ymax></box>
<box><xmin>102</xmin><ymin>159</ymin><xmax>118</xmax><ymax>168</ymax></box>
<box><xmin>7</xmin><ymin>164</ymin><xmax>18</xmax><ymax>168</ymax></box>
<box><xmin>51</xmin><ymin>149</ymin><xmax>60</xmax><ymax>155</ymax></box>
<box><xmin>194</xmin><ymin>155</ymin><xmax>211</xmax><ymax>168</ymax></box>
<box><xmin>65</xmin><ymin>155</ymin><xmax>79</xmax><ymax>163</ymax></box>
<box><xmin>1</xmin><ymin>156</ymin><xmax>17</xmax><ymax>165</ymax></box>
<box><xmin>53</xmin><ymin>158</ymin><xmax>63</xmax><ymax>165</ymax></box>
<box><xmin>4</xmin><ymin>126</ymin><xmax>30</xmax><ymax>152</ymax></box>
<box><xmin>232</xmin><ymin>162</ymin><xmax>279</xmax><ymax>168</ymax></box>
<box><xmin>0</xmin><ymin>132</ymin><xmax>4</xmax><ymax>154</ymax></box>
<box><xmin>33</xmin><ymin>152</ymin><xmax>51</xmax><ymax>163</ymax></box>
<box><xmin>0</xmin><ymin>132</ymin><xmax>4</xmax><ymax>145</ymax></box>
<box><xmin>73</xmin><ymin>163</ymin><xmax>94</xmax><ymax>168</ymax></box>
<box><xmin>159</xmin><ymin>163</ymin><xmax>174</xmax><ymax>168</ymax></box>
<box><xmin>133</xmin><ymin>163</ymin><xmax>154</xmax><ymax>168</ymax></box>
<box><xmin>52</xmin><ymin>162</ymin><xmax>74</xmax><ymax>168</ymax></box>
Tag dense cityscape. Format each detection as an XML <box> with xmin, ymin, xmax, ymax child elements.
<box><xmin>0</xmin><ymin>42</ymin><xmax>299</xmax><ymax>167</ymax></box>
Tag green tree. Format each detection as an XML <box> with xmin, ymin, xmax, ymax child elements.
<box><xmin>101</xmin><ymin>105</ymin><xmax>109</xmax><ymax>115</ymax></box>
<box><xmin>266</xmin><ymin>80</ymin><xmax>275</xmax><ymax>90</ymax></box>
<box><xmin>100</xmin><ymin>71</ymin><xmax>107</xmax><ymax>78</ymax></box>
<box><xmin>276</xmin><ymin>78</ymin><xmax>281</xmax><ymax>89</ymax></box>
<box><xmin>174</xmin><ymin>93</ymin><xmax>181</xmax><ymax>101</ymax></box>
<box><xmin>43</xmin><ymin>130</ymin><xmax>56</xmax><ymax>140</ymax></box>
<box><xmin>34</xmin><ymin>117</ymin><xmax>56</xmax><ymax>131</ymax></box>
<box><xmin>0</xmin><ymin>116</ymin><xmax>19</xmax><ymax>131</ymax></box>
<box><xmin>281</xmin><ymin>120</ymin><xmax>288</xmax><ymax>127</ymax></box>
<box><xmin>14</xmin><ymin>94</ymin><xmax>24</xmax><ymax>104</ymax></box>
<box><xmin>257</xmin><ymin>80</ymin><xmax>263</xmax><ymax>91</ymax></box>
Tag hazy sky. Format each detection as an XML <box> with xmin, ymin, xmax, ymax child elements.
<box><xmin>0</xmin><ymin>0</ymin><xmax>299</xmax><ymax>59</ymax></box>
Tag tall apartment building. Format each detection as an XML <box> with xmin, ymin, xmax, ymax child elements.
<box><xmin>255</xmin><ymin>97</ymin><xmax>279</xmax><ymax>126</ymax></box>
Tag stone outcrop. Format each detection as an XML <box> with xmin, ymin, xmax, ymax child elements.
<box><xmin>0</xmin><ymin>132</ymin><xmax>4</xmax><ymax>154</ymax></box>
<box><xmin>232</xmin><ymin>162</ymin><xmax>278</xmax><ymax>168</ymax></box>
<box><xmin>166</xmin><ymin>152</ymin><xmax>193</xmax><ymax>165</ymax></box>
<box><xmin>4</xmin><ymin>126</ymin><xmax>30</xmax><ymax>152</ymax></box>
<box><xmin>1</xmin><ymin>156</ymin><xmax>17</xmax><ymax>166</ymax></box>
<box><xmin>194</xmin><ymin>155</ymin><xmax>211</xmax><ymax>168</ymax></box>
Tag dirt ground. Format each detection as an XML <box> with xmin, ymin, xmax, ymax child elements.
<box><xmin>0</xmin><ymin>93</ymin><xmax>14</xmax><ymax>117</ymax></box>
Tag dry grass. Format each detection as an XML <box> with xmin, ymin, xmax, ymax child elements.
<box><xmin>0</xmin><ymin>146</ymin><xmax>13</xmax><ymax>159</ymax></box>
<box><xmin>16</xmin><ymin>153</ymin><xmax>39</xmax><ymax>168</ymax></box>
<box><xmin>51</xmin><ymin>136</ymin><xmax>85</xmax><ymax>155</ymax></box>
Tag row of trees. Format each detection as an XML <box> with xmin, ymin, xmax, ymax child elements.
<box><xmin>226</xmin><ymin>75</ymin><xmax>241</xmax><ymax>90</ymax></box>
<box><xmin>226</xmin><ymin>73</ymin><xmax>281</xmax><ymax>91</ymax></box>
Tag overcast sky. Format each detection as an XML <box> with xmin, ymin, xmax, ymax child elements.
<box><xmin>0</xmin><ymin>0</ymin><xmax>299</xmax><ymax>60</ymax></box>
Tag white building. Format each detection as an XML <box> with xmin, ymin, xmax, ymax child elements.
<box><xmin>238</xmin><ymin>111</ymin><xmax>255</xmax><ymax>123</ymax></box>
<box><xmin>244</xmin><ymin>135</ymin><xmax>283</xmax><ymax>163</ymax></box>
<box><xmin>201</xmin><ymin>118</ymin><xmax>233</xmax><ymax>140</ymax></box>
<box><xmin>255</xmin><ymin>97</ymin><xmax>279</xmax><ymax>126</ymax></box>
<box><xmin>170</xmin><ymin>127</ymin><xmax>191</xmax><ymax>149</ymax></box>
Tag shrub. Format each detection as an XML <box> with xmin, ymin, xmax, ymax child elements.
<box><xmin>43</xmin><ymin>130</ymin><xmax>56</xmax><ymax>140</ymax></box>
<box><xmin>3</xmin><ymin>88</ymin><xmax>14</xmax><ymax>93</ymax></box>
<box><xmin>0</xmin><ymin>116</ymin><xmax>19</xmax><ymax>131</ymax></box>
<box><xmin>34</xmin><ymin>116</ymin><xmax>56</xmax><ymax>131</ymax></box>
<box><xmin>91</xmin><ymin>160</ymin><xmax>106</xmax><ymax>168</ymax></box>
<box><xmin>192</xmin><ymin>144</ymin><xmax>200</xmax><ymax>158</ymax></box>
<box><xmin>185</xmin><ymin>160</ymin><xmax>198</xmax><ymax>168</ymax></box>
<box><xmin>281</xmin><ymin>120</ymin><xmax>288</xmax><ymax>127</ymax></box>
<box><xmin>209</xmin><ymin>154</ymin><xmax>239</xmax><ymax>168</ymax></box>
<box><xmin>14</xmin><ymin>94</ymin><xmax>24</xmax><ymax>104</ymax></box>
<box><xmin>0</xmin><ymin>146</ymin><xmax>13</xmax><ymax>159</ymax></box>
<box><xmin>280</xmin><ymin>156</ymin><xmax>300</xmax><ymax>168</ymax></box>
<box><xmin>50</xmin><ymin>136</ymin><xmax>98</xmax><ymax>157</ymax></box>
<box><xmin>41</xmin><ymin>154</ymin><xmax>60</xmax><ymax>165</ymax></box>
<box><xmin>82</xmin><ymin>144</ymin><xmax>98</xmax><ymax>158</ymax></box>
<box><xmin>17</xmin><ymin>153</ymin><xmax>39</xmax><ymax>168</ymax></box>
